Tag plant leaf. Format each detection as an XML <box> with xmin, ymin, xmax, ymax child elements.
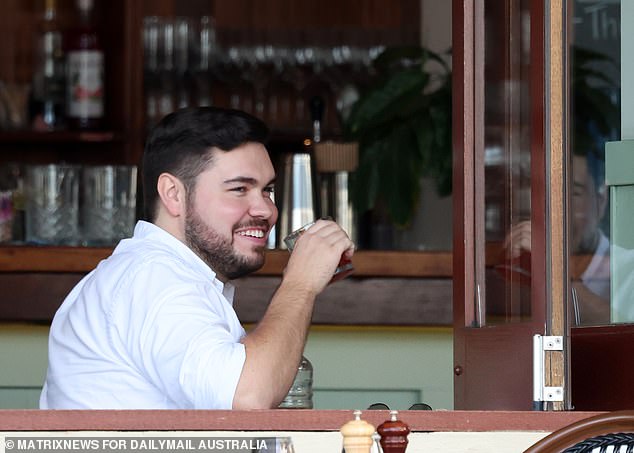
<box><xmin>346</xmin><ymin>69</ymin><xmax>427</xmax><ymax>136</ymax></box>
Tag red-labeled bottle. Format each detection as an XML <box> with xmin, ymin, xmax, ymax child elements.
<box><xmin>65</xmin><ymin>0</ymin><xmax>104</xmax><ymax>130</ymax></box>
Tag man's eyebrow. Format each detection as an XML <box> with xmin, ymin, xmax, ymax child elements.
<box><xmin>223</xmin><ymin>176</ymin><xmax>257</xmax><ymax>185</ymax></box>
<box><xmin>223</xmin><ymin>176</ymin><xmax>277</xmax><ymax>186</ymax></box>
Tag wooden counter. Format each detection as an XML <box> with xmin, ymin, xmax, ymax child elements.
<box><xmin>0</xmin><ymin>410</ymin><xmax>605</xmax><ymax>453</ymax></box>
<box><xmin>0</xmin><ymin>409</ymin><xmax>601</xmax><ymax>432</ymax></box>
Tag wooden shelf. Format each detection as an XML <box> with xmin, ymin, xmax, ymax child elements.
<box><xmin>0</xmin><ymin>246</ymin><xmax>453</xmax><ymax>278</ymax></box>
<box><xmin>0</xmin><ymin>130</ymin><xmax>124</xmax><ymax>144</ymax></box>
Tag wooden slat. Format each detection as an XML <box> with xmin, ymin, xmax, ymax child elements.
<box><xmin>0</xmin><ymin>246</ymin><xmax>597</xmax><ymax>281</ymax></box>
<box><xmin>0</xmin><ymin>247</ymin><xmax>112</xmax><ymax>272</ymax></box>
<box><xmin>0</xmin><ymin>247</ymin><xmax>453</xmax><ymax>277</ymax></box>
<box><xmin>546</xmin><ymin>0</ymin><xmax>567</xmax><ymax>411</ymax></box>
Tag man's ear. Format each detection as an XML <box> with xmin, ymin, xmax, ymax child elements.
<box><xmin>157</xmin><ymin>172</ymin><xmax>187</xmax><ymax>217</ymax></box>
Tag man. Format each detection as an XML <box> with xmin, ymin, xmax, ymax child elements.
<box><xmin>504</xmin><ymin>152</ymin><xmax>609</xmax><ymax>324</ymax></box>
<box><xmin>39</xmin><ymin>107</ymin><xmax>355</xmax><ymax>409</ymax></box>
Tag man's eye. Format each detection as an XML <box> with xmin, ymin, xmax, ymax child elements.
<box><xmin>264</xmin><ymin>186</ymin><xmax>275</xmax><ymax>195</ymax></box>
<box><xmin>230</xmin><ymin>186</ymin><xmax>247</xmax><ymax>193</ymax></box>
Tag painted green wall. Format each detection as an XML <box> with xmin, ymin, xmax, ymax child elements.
<box><xmin>0</xmin><ymin>324</ymin><xmax>49</xmax><ymax>409</ymax></box>
<box><xmin>305</xmin><ymin>326</ymin><xmax>453</xmax><ymax>410</ymax></box>
<box><xmin>0</xmin><ymin>324</ymin><xmax>454</xmax><ymax>410</ymax></box>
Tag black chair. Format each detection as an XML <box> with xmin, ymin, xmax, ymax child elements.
<box><xmin>524</xmin><ymin>411</ymin><xmax>634</xmax><ymax>453</ymax></box>
<box><xmin>367</xmin><ymin>402</ymin><xmax>432</xmax><ymax>411</ymax></box>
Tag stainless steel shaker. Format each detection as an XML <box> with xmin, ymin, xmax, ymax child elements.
<box><xmin>314</xmin><ymin>141</ymin><xmax>359</xmax><ymax>243</ymax></box>
<box><xmin>276</xmin><ymin>97</ymin><xmax>324</xmax><ymax>248</ymax></box>
<box><xmin>277</xmin><ymin>152</ymin><xmax>318</xmax><ymax>248</ymax></box>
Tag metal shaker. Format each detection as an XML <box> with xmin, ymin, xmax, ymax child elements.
<box><xmin>276</xmin><ymin>97</ymin><xmax>323</xmax><ymax>248</ymax></box>
<box><xmin>314</xmin><ymin>141</ymin><xmax>359</xmax><ymax>243</ymax></box>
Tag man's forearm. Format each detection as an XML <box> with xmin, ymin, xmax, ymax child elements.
<box><xmin>232</xmin><ymin>280</ymin><xmax>316</xmax><ymax>409</ymax></box>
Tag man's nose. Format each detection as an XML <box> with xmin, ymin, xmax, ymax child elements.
<box><xmin>250</xmin><ymin>193</ymin><xmax>277</xmax><ymax>219</ymax></box>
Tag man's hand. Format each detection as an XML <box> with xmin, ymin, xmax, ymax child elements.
<box><xmin>283</xmin><ymin>219</ymin><xmax>356</xmax><ymax>295</ymax></box>
<box><xmin>504</xmin><ymin>220</ymin><xmax>532</xmax><ymax>259</ymax></box>
<box><xmin>232</xmin><ymin>220</ymin><xmax>354</xmax><ymax>409</ymax></box>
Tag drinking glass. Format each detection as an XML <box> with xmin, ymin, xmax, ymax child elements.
<box><xmin>0</xmin><ymin>190</ymin><xmax>13</xmax><ymax>243</ymax></box>
<box><xmin>283</xmin><ymin>220</ymin><xmax>354</xmax><ymax>277</ymax></box>
<box><xmin>256</xmin><ymin>437</ymin><xmax>295</xmax><ymax>453</ymax></box>
<box><xmin>82</xmin><ymin>165</ymin><xmax>137</xmax><ymax>246</ymax></box>
<box><xmin>25</xmin><ymin>164</ymin><xmax>80</xmax><ymax>245</ymax></box>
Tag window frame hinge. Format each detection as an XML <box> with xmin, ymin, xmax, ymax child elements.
<box><xmin>533</xmin><ymin>334</ymin><xmax>564</xmax><ymax>407</ymax></box>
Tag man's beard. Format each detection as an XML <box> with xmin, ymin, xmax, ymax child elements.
<box><xmin>184</xmin><ymin>204</ymin><xmax>266</xmax><ymax>280</ymax></box>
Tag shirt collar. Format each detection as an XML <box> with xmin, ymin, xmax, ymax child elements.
<box><xmin>127</xmin><ymin>221</ymin><xmax>236</xmax><ymax>302</ymax></box>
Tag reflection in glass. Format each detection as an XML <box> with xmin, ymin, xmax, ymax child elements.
<box><xmin>570</xmin><ymin>0</ymin><xmax>620</xmax><ymax>326</ymax></box>
<box><xmin>483</xmin><ymin>0</ymin><xmax>532</xmax><ymax>324</ymax></box>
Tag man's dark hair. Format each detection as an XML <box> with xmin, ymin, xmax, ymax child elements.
<box><xmin>142</xmin><ymin>107</ymin><xmax>269</xmax><ymax>221</ymax></box>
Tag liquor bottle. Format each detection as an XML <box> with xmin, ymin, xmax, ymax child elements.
<box><xmin>65</xmin><ymin>0</ymin><xmax>105</xmax><ymax>130</ymax></box>
<box><xmin>30</xmin><ymin>0</ymin><xmax>65</xmax><ymax>131</ymax></box>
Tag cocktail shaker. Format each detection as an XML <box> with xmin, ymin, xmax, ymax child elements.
<box><xmin>276</xmin><ymin>96</ymin><xmax>324</xmax><ymax>248</ymax></box>
<box><xmin>314</xmin><ymin>140</ymin><xmax>358</xmax><ymax>243</ymax></box>
<box><xmin>277</xmin><ymin>153</ymin><xmax>318</xmax><ymax>248</ymax></box>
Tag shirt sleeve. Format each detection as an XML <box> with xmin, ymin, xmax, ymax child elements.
<box><xmin>114</xmin><ymin>261</ymin><xmax>246</xmax><ymax>409</ymax></box>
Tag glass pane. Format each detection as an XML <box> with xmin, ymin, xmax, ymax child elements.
<box><xmin>569</xmin><ymin>0</ymin><xmax>620</xmax><ymax>326</ymax></box>
<box><xmin>483</xmin><ymin>0</ymin><xmax>533</xmax><ymax>324</ymax></box>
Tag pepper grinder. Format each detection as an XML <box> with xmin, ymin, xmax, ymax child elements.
<box><xmin>377</xmin><ymin>410</ymin><xmax>410</xmax><ymax>453</ymax></box>
<box><xmin>340</xmin><ymin>409</ymin><xmax>375</xmax><ymax>453</ymax></box>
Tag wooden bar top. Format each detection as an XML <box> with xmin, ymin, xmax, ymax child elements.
<box><xmin>0</xmin><ymin>245</ymin><xmax>594</xmax><ymax>279</ymax></box>
<box><xmin>0</xmin><ymin>410</ymin><xmax>602</xmax><ymax>432</ymax></box>
<box><xmin>0</xmin><ymin>247</ymin><xmax>453</xmax><ymax>278</ymax></box>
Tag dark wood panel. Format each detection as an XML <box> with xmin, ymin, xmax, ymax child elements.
<box><xmin>235</xmin><ymin>277</ymin><xmax>452</xmax><ymax>325</ymax></box>
<box><xmin>0</xmin><ymin>272</ymin><xmax>83</xmax><ymax>322</ymax></box>
<box><xmin>0</xmin><ymin>273</ymin><xmax>452</xmax><ymax>325</ymax></box>
<box><xmin>571</xmin><ymin>325</ymin><xmax>634</xmax><ymax>410</ymax></box>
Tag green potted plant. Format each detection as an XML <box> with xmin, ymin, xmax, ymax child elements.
<box><xmin>343</xmin><ymin>46</ymin><xmax>452</xmax><ymax>229</ymax></box>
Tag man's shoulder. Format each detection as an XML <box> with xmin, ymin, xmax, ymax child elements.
<box><xmin>105</xmin><ymin>239</ymin><xmax>193</xmax><ymax>281</ymax></box>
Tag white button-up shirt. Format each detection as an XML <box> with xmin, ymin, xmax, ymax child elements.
<box><xmin>40</xmin><ymin>221</ymin><xmax>246</xmax><ymax>409</ymax></box>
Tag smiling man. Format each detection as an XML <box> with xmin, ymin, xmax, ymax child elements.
<box><xmin>40</xmin><ymin>107</ymin><xmax>355</xmax><ymax>409</ymax></box>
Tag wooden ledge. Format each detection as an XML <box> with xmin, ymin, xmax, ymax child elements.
<box><xmin>0</xmin><ymin>247</ymin><xmax>453</xmax><ymax>278</ymax></box>
<box><xmin>0</xmin><ymin>410</ymin><xmax>601</xmax><ymax>432</ymax></box>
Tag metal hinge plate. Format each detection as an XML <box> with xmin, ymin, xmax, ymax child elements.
<box><xmin>533</xmin><ymin>335</ymin><xmax>565</xmax><ymax>405</ymax></box>
<box><xmin>542</xmin><ymin>336</ymin><xmax>563</xmax><ymax>351</ymax></box>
